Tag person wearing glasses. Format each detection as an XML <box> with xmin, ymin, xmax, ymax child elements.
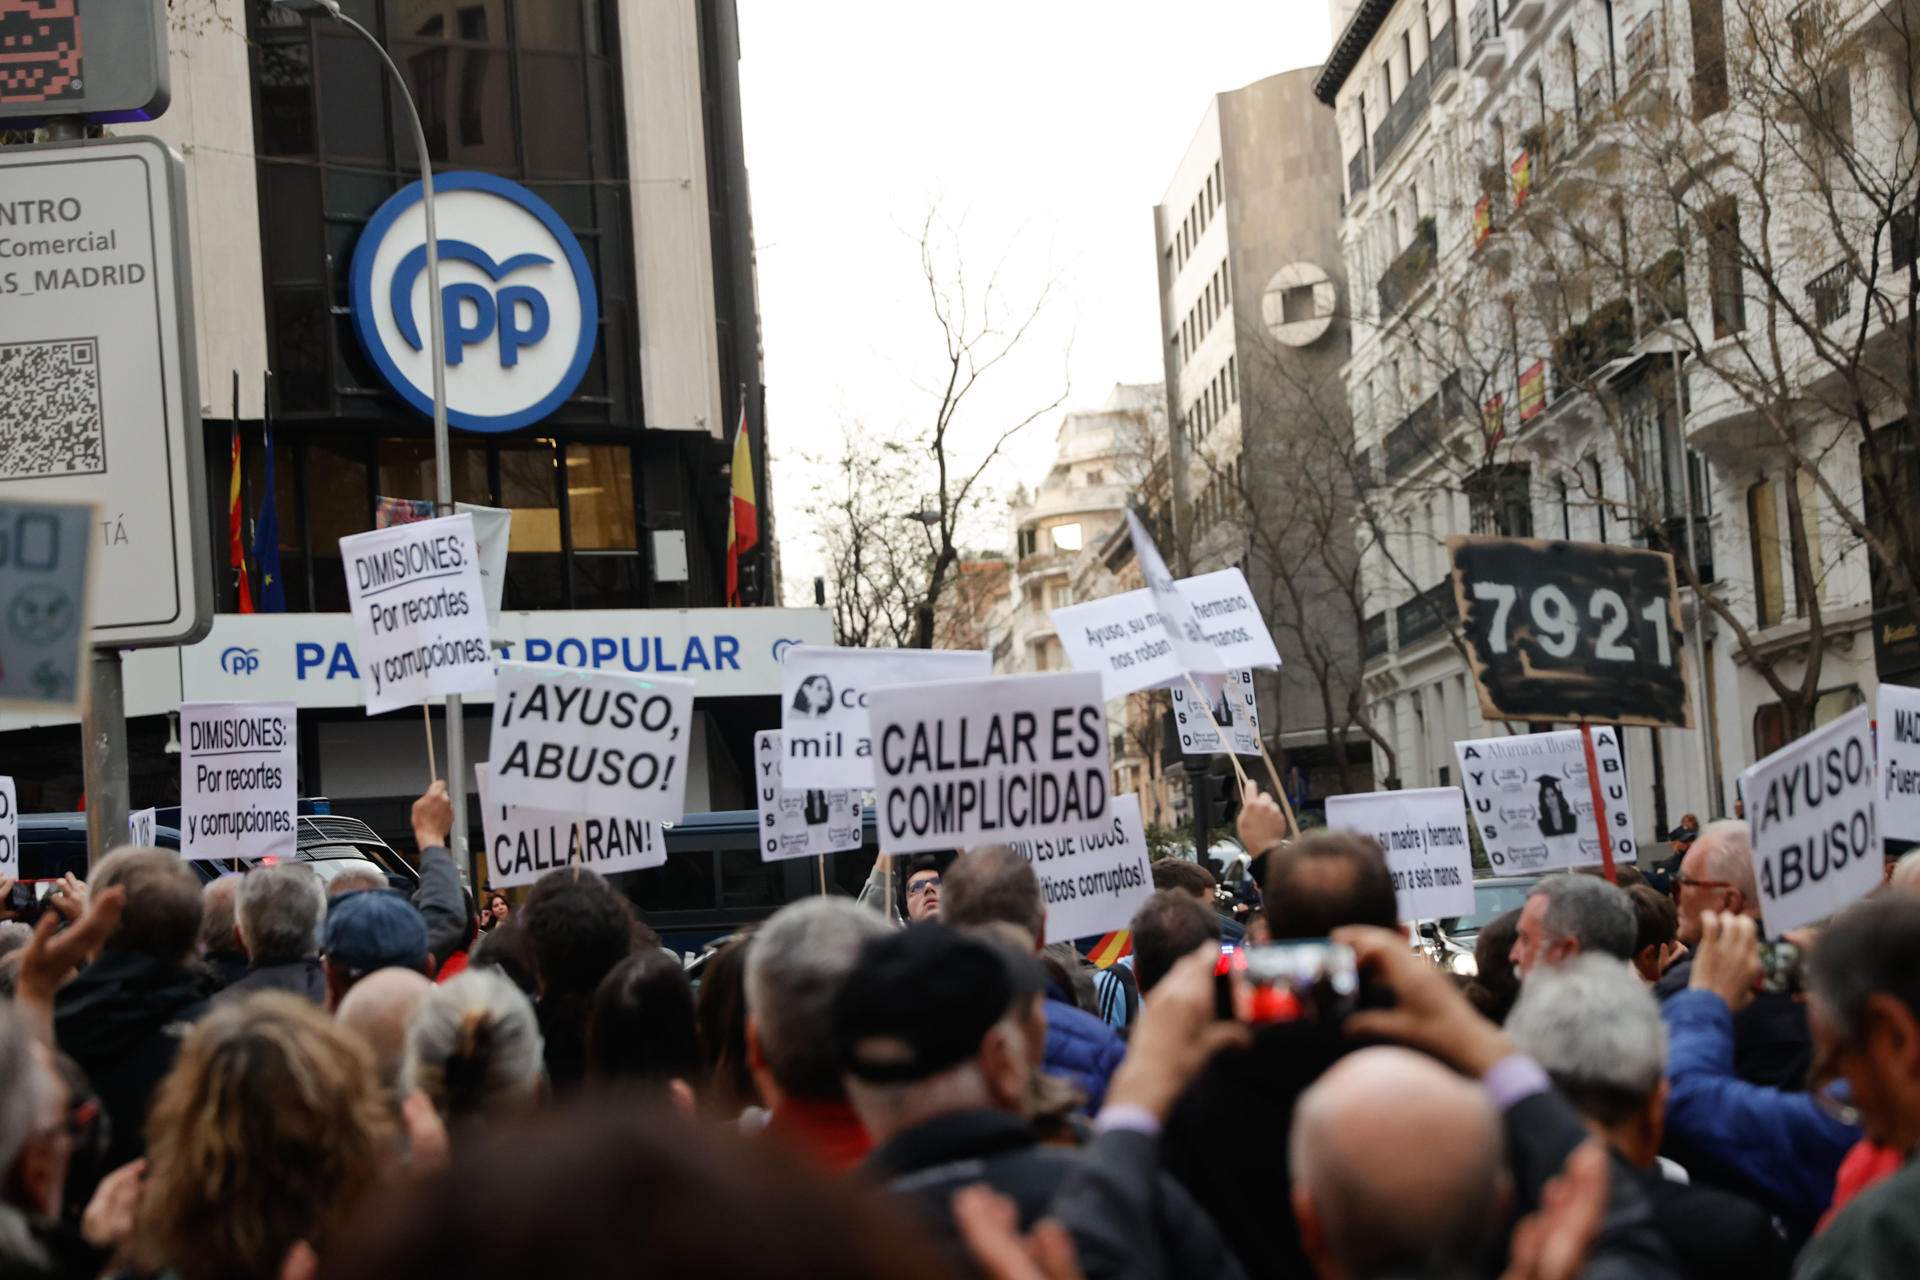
<box><xmin>902</xmin><ymin>857</ymin><xmax>943</xmax><ymax>924</ymax></box>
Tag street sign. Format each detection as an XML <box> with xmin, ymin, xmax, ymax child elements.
<box><xmin>349</xmin><ymin>172</ymin><xmax>599</xmax><ymax>433</ymax></box>
<box><xmin>0</xmin><ymin>497</ymin><xmax>93</xmax><ymax>712</ymax></box>
<box><xmin>0</xmin><ymin>0</ymin><xmax>169</xmax><ymax>125</ymax></box>
<box><xmin>0</xmin><ymin>137</ymin><xmax>208</xmax><ymax>649</ymax></box>
<box><xmin>1449</xmin><ymin>535</ymin><xmax>1693</xmax><ymax>729</ymax></box>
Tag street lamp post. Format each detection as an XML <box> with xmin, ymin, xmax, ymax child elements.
<box><xmin>277</xmin><ymin>0</ymin><xmax>469</xmax><ymax>879</ymax></box>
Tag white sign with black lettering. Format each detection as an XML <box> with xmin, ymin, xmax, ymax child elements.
<box><xmin>1742</xmin><ymin>706</ymin><xmax>1880</xmax><ymax>937</ymax></box>
<box><xmin>1170</xmin><ymin>669</ymin><xmax>1261</xmax><ymax>755</ymax></box>
<box><xmin>474</xmin><ymin>763</ymin><xmax>665</xmax><ymax>890</ymax></box>
<box><xmin>1455</xmin><ymin>729</ymin><xmax>1637</xmax><ymax>873</ymax></box>
<box><xmin>1126</xmin><ymin>511</ymin><xmax>1230</xmax><ymax>678</ymax></box>
<box><xmin>753</xmin><ymin>732</ymin><xmax>862</xmax><ymax>861</ymax></box>
<box><xmin>0</xmin><ymin>777</ymin><xmax>15</xmax><ymax>881</ymax></box>
<box><xmin>1877</xmin><ymin>684</ymin><xmax>1920</xmax><ymax>844</ymax></box>
<box><xmin>779</xmin><ymin>646</ymin><xmax>991</xmax><ymax>789</ymax></box>
<box><xmin>1051</xmin><ymin>589</ymin><xmax>1184</xmax><ymax>699</ymax></box>
<box><xmin>1179</xmin><ymin>569</ymin><xmax>1284</xmax><ymax>670</ymax></box>
<box><xmin>488</xmin><ymin>663</ymin><xmax>696</xmax><ymax>823</ymax></box>
<box><xmin>1008</xmin><ymin>793</ymin><xmax>1153</xmax><ymax>944</ymax></box>
<box><xmin>178</xmin><ymin>701</ymin><xmax>297</xmax><ymax>861</ymax></box>
<box><xmin>868</xmin><ymin>671</ymin><xmax>1112</xmax><ymax>856</ymax></box>
<box><xmin>338</xmin><ymin>513</ymin><xmax>494</xmax><ymax>715</ymax></box>
<box><xmin>1325</xmin><ymin>787</ymin><xmax>1475</xmax><ymax>921</ymax></box>
<box><xmin>128</xmin><ymin>807</ymin><xmax>157</xmax><ymax>848</ymax></box>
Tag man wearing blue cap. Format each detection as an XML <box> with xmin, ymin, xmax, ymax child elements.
<box><xmin>323</xmin><ymin>885</ymin><xmax>431</xmax><ymax>1011</ymax></box>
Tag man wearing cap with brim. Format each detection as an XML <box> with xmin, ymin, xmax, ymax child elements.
<box><xmin>323</xmin><ymin>888</ymin><xmax>431</xmax><ymax>1011</ymax></box>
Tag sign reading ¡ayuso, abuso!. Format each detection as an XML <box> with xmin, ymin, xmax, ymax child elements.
<box><xmin>779</xmin><ymin>646</ymin><xmax>992</xmax><ymax>790</ymax></box>
<box><xmin>867</xmin><ymin>671</ymin><xmax>1112</xmax><ymax>856</ymax></box>
<box><xmin>753</xmin><ymin>732</ymin><xmax>863</xmax><ymax>862</ymax></box>
<box><xmin>177</xmin><ymin>701</ymin><xmax>297</xmax><ymax>861</ymax></box>
<box><xmin>1449</xmin><ymin>536</ymin><xmax>1693</xmax><ymax>729</ymax></box>
<box><xmin>487</xmin><ymin>663</ymin><xmax>696</xmax><ymax>824</ymax></box>
<box><xmin>351</xmin><ymin>173</ymin><xmax>598</xmax><ymax>434</ymax></box>
<box><xmin>339</xmin><ymin>513</ymin><xmax>494</xmax><ymax>715</ymax></box>
<box><xmin>1743</xmin><ymin>707</ymin><xmax>1880</xmax><ymax>936</ymax></box>
<box><xmin>1008</xmin><ymin>793</ymin><xmax>1153</xmax><ymax>945</ymax></box>
<box><xmin>474</xmin><ymin>763</ymin><xmax>665</xmax><ymax>891</ymax></box>
<box><xmin>1325</xmin><ymin>787</ymin><xmax>1475</xmax><ymax>921</ymax></box>
<box><xmin>1455</xmin><ymin>729</ymin><xmax>1637</xmax><ymax>873</ymax></box>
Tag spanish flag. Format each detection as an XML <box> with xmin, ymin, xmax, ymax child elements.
<box><xmin>1087</xmin><ymin>930</ymin><xmax>1132</xmax><ymax>969</ymax></box>
<box><xmin>725</xmin><ymin>401</ymin><xmax>758</xmax><ymax>606</ymax></box>
<box><xmin>228</xmin><ymin>426</ymin><xmax>254</xmax><ymax>614</ymax></box>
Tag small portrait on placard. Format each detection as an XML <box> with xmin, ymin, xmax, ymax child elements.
<box><xmin>802</xmin><ymin>790</ymin><xmax>830</xmax><ymax>826</ymax></box>
<box><xmin>1535</xmin><ymin>776</ymin><xmax>1578</xmax><ymax>837</ymax></box>
<box><xmin>792</xmin><ymin>674</ymin><xmax>834</xmax><ymax>719</ymax></box>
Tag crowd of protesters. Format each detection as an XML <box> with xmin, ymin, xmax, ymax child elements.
<box><xmin>0</xmin><ymin>779</ymin><xmax>1918</xmax><ymax>1279</ymax></box>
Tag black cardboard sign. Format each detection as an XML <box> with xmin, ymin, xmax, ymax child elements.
<box><xmin>1448</xmin><ymin>535</ymin><xmax>1694</xmax><ymax>729</ymax></box>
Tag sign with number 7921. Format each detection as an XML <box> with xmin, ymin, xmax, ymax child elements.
<box><xmin>1447</xmin><ymin>535</ymin><xmax>1695</xmax><ymax>730</ymax></box>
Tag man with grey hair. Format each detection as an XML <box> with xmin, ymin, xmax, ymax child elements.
<box><xmin>1290</xmin><ymin>1046</ymin><xmax>1510</xmax><ymax>1279</ymax></box>
<box><xmin>221</xmin><ymin>863</ymin><xmax>328</xmax><ymax>1004</ymax></box>
<box><xmin>743</xmin><ymin>896</ymin><xmax>891</xmax><ymax>1170</ymax></box>
<box><xmin>1510</xmin><ymin>872</ymin><xmax>1636</xmax><ymax>978</ymax></box>
<box><xmin>1655</xmin><ymin>819</ymin><xmax>1813</xmax><ymax>1089</ymax></box>
<box><xmin>1506</xmin><ymin>955</ymin><xmax>1790</xmax><ymax>1277</ymax></box>
<box><xmin>0</xmin><ymin>1002</ymin><xmax>73</xmax><ymax>1274</ymax></box>
<box><xmin>197</xmin><ymin>872</ymin><xmax>249</xmax><ymax>992</ymax></box>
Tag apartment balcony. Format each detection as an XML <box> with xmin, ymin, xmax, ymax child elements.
<box><xmin>1371</xmin><ymin>54</ymin><xmax>1435</xmax><ymax>174</ymax></box>
<box><xmin>1383</xmin><ymin>372</ymin><xmax>1468</xmax><ymax>476</ymax></box>
<box><xmin>1642</xmin><ymin>515</ymin><xmax>1716</xmax><ymax>587</ymax></box>
<box><xmin>1636</xmin><ymin>249</ymin><xmax>1688</xmax><ymax>332</ymax></box>
<box><xmin>1348</xmin><ymin>148</ymin><xmax>1371</xmax><ymax>202</ymax></box>
<box><xmin>1394</xmin><ymin>580</ymin><xmax>1455</xmax><ymax>650</ymax></box>
<box><xmin>1553</xmin><ymin>296</ymin><xmax>1635</xmax><ymax>392</ymax></box>
<box><xmin>1504</xmin><ymin>0</ymin><xmax>1546</xmax><ymax>32</ymax></box>
<box><xmin>1376</xmin><ymin>215</ymin><xmax>1438</xmax><ymax>319</ymax></box>
<box><xmin>1363</xmin><ymin>610</ymin><xmax>1391</xmax><ymax>663</ymax></box>
<box><xmin>1621</xmin><ymin>17</ymin><xmax>1666</xmax><ymax>105</ymax></box>
<box><xmin>1894</xmin><ymin>197</ymin><xmax>1918</xmax><ymax>273</ymax></box>
<box><xmin>1808</xmin><ymin>259</ymin><xmax>1853</xmax><ymax>328</ymax></box>
<box><xmin>1467</xmin><ymin>0</ymin><xmax>1507</xmax><ymax>77</ymax></box>
<box><xmin>1429</xmin><ymin>21</ymin><xmax>1461</xmax><ymax>103</ymax></box>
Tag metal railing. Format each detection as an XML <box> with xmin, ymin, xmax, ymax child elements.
<box><xmin>1625</xmin><ymin>18</ymin><xmax>1661</xmax><ymax>93</ymax></box>
<box><xmin>1377</xmin><ymin>216</ymin><xmax>1439</xmax><ymax>318</ymax></box>
<box><xmin>1893</xmin><ymin>199</ymin><xmax>1917</xmax><ymax>273</ymax></box>
<box><xmin>1429</xmin><ymin>21</ymin><xmax>1459</xmax><ymax>76</ymax></box>
<box><xmin>1395</xmin><ymin>580</ymin><xmax>1455</xmax><ymax>649</ymax></box>
<box><xmin>1372</xmin><ymin>53</ymin><xmax>1434</xmax><ymax>169</ymax></box>
<box><xmin>1349</xmin><ymin>148</ymin><xmax>1371</xmax><ymax>199</ymax></box>
<box><xmin>1809</xmin><ymin>260</ymin><xmax>1852</xmax><ymax>326</ymax></box>
<box><xmin>1469</xmin><ymin>0</ymin><xmax>1501</xmax><ymax>55</ymax></box>
<box><xmin>1649</xmin><ymin>515</ymin><xmax>1716</xmax><ymax>585</ymax></box>
<box><xmin>1384</xmin><ymin>372</ymin><xmax>1467</xmax><ymax>475</ymax></box>
<box><xmin>1363</xmin><ymin>610</ymin><xmax>1391</xmax><ymax>660</ymax></box>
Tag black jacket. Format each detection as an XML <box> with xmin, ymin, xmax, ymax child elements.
<box><xmin>1654</xmin><ymin>957</ymin><xmax>1812</xmax><ymax>1089</ymax></box>
<box><xmin>1633</xmin><ymin>1163</ymin><xmax>1791</xmax><ymax>1280</ymax></box>
<box><xmin>217</xmin><ymin>956</ymin><xmax>326</xmax><ymax>1005</ymax></box>
<box><xmin>1049</xmin><ymin>1126</ymin><xmax>1248</xmax><ymax>1280</ymax></box>
<box><xmin>52</xmin><ymin>949</ymin><xmax>208</xmax><ymax>1174</ymax></box>
<box><xmin>1504</xmin><ymin>1090</ymin><xmax>1680</xmax><ymax>1280</ymax></box>
<box><xmin>863</xmin><ymin>1109</ymin><xmax>1241</xmax><ymax>1280</ymax></box>
<box><xmin>197</xmin><ymin>949</ymin><xmax>250</xmax><ymax>995</ymax></box>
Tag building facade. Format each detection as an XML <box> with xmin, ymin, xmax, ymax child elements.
<box><xmin>1318</xmin><ymin>0</ymin><xmax>1901</xmax><ymax>832</ymax></box>
<box><xmin>0</xmin><ymin>0</ymin><xmax>802</xmax><ymax>847</ymax></box>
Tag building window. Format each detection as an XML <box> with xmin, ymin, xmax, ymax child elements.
<box><xmin>1707</xmin><ymin>198</ymin><xmax>1746</xmax><ymax>337</ymax></box>
<box><xmin>1468</xmin><ymin>464</ymin><xmax>1533</xmax><ymax>537</ymax></box>
<box><xmin>567</xmin><ymin>443</ymin><xmax>637</xmax><ymax>550</ymax></box>
<box><xmin>1792</xmin><ymin>468</ymin><xmax>1823</xmax><ymax>617</ymax></box>
<box><xmin>1747</xmin><ymin>477</ymin><xmax>1785</xmax><ymax>627</ymax></box>
<box><xmin>1051</xmin><ymin>522</ymin><xmax>1084</xmax><ymax>553</ymax></box>
<box><xmin>1691</xmin><ymin>0</ymin><xmax>1729</xmax><ymax>118</ymax></box>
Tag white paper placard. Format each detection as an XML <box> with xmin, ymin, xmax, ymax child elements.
<box><xmin>0</xmin><ymin>778</ymin><xmax>15</xmax><ymax>881</ymax></box>
<box><xmin>868</xmin><ymin>671</ymin><xmax>1112</xmax><ymax>856</ymax></box>
<box><xmin>1169</xmin><ymin>669</ymin><xmax>1261</xmax><ymax>755</ymax></box>
<box><xmin>1051</xmin><ymin>588</ymin><xmax>1184</xmax><ymax>699</ymax></box>
<box><xmin>1325</xmin><ymin>786</ymin><xmax>1475</xmax><ymax>921</ymax></box>
<box><xmin>455</xmin><ymin>502</ymin><xmax>512</xmax><ymax>622</ymax></box>
<box><xmin>178</xmin><ymin>701</ymin><xmax>297</xmax><ymax>861</ymax></box>
<box><xmin>1743</xmin><ymin>706</ymin><xmax>1880</xmax><ymax>936</ymax></box>
<box><xmin>1878</xmin><ymin>684</ymin><xmax>1920</xmax><ymax>846</ymax></box>
<box><xmin>1007</xmin><ymin>792</ymin><xmax>1153</xmax><ymax>944</ymax></box>
<box><xmin>338</xmin><ymin>513</ymin><xmax>495</xmax><ymax>715</ymax></box>
<box><xmin>753</xmin><ymin>731</ymin><xmax>863</xmax><ymax>861</ymax></box>
<box><xmin>487</xmin><ymin>662</ymin><xmax>696</xmax><ymax>823</ymax></box>
<box><xmin>128</xmin><ymin>807</ymin><xmax>157</xmax><ymax>848</ymax></box>
<box><xmin>779</xmin><ymin>645</ymin><xmax>991</xmax><ymax>789</ymax></box>
<box><xmin>1126</xmin><ymin>510</ymin><xmax>1230</xmax><ymax>678</ymax></box>
<box><xmin>1178</xmin><ymin>569</ymin><xmax>1283</xmax><ymax>670</ymax></box>
<box><xmin>1455</xmin><ymin>729</ymin><xmax>1637</xmax><ymax>873</ymax></box>
<box><xmin>475</xmin><ymin>763</ymin><xmax>666</xmax><ymax>890</ymax></box>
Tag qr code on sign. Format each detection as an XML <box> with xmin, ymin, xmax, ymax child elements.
<box><xmin>0</xmin><ymin>337</ymin><xmax>105</xmax><ymax>481</ymax></box>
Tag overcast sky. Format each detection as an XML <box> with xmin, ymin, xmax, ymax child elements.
<box><xmin>736</xmin><ymin>2</ymin><xmax>1335</xmax><ymax>599</ymax></box>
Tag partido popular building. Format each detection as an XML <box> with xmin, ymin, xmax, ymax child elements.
<box><xmin>0</xmin><ymin>0</ymin><xmax>806</xmax><ymax>844</ymax></box>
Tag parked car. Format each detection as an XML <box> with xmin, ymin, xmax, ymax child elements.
<box><xmin>1417</xmin><ymin>873</ymin><xmax>1543</xmax><ymax>977</ymax></box>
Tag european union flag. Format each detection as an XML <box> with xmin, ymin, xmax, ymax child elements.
<box><xmin>253</xmin><ymin>424</ymin><xmax>286</xmax><ymax>613</ymax></box>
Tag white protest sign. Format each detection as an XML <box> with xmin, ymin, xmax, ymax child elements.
<box><xmin>868</xmin><ymin>671</ymin><xmax>1112</xmax><ymax>856</ymax></box>
<box><xmin>456</xmin><ymin>502</ymin><xmax>512</xmax><ymax>622</ymax></box>
<box><xmin>474</xmin><ymin>763</ymin><xmax>665</xmax><ymax>890</ymax></box>
<box><xmin>1326</xmin><ymin>787</ymin><xmax>1475</xmax><ymax>921</ymax></box>
<box><xmin>1179</xmin><ymin>569</ymin><xmax>1283</xmax><ymax>670</ymax></box>
<box><xmin>1742</xmin><ymin>706</ymin><xmax>1879</xmax><ymax>936</ymax></box>
<box><xmin>0</xmin><ymin>498</ymin><xmax>95</xmax><ymax>713</ymax></box>
<box><xmin>178</xmin><ymin>701</ymin><xmax>297</xmax><ymax>861</ymax></box>
<box><xmin>1170</xmin><ymin>669</ymin><xmax>1261</xmax><ymax>755</ymax></box>
<box><xmin>1126</xmin><ymin>510</ymin><xmax>1230</xmax><ymax>678</ymax></box>
<box><xmin>779</xmin><ymin>645</ymin><xmax>991</xmax><ymax>789</ymax></box>
<box><xmin>1052</xmin><ymin>589</ymin><xmax>1184</xmax><ymax>699</ymax></box>
<box><xmin>1455</xmin><ymin>729</ymin><xmax>1637</xmax><ymax>873</ymax></box>
<box><xmin>488</xmin><ymin>662</ymin><xmax>696</xmax><ymax>823</ymax></box>
<box><xmin>753</xmin><ymin>731</ymin><xmax>863</xmax><ymax>861</ymax></box>
<box><xmin>1878</xmin><ymin>684</ymin><xmax>1920</xmax><ymax>845</ymax></box>
<box><xmin>0</xmin><ymin>778</ymin><xmax>15</xmax><ymax>881</ymax></box>
<box><xmin>338</xmin><ymin>513</ymin><xmax>494</xmax><ymax>715</ymax></box>
<box><xmin>128</xmin><ymin>807</ymin><xmax>157</xmax><ymax>848</ymax></box>
<box><xmin>1008</xmin><ymin>792</ymin><xmax>1152</xmax><ymax>944</ymax></box>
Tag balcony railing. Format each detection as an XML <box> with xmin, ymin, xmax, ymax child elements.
<box><xmin>1395</xmin><ymin>580</ymin><xmax>1455</xmax><ymax>649</ymax></box>
<box><xmin>1372</xmin><ymin>51</ymin><xmax>1435</xmax><ymax>170</ymax></box>
<box><xmin>1625</xmin><ymin>18</ymin><xmax>1661</xmax><ymax>94</ymax></box>
<box><xmin>1469</xmin><ymin>0</ymin><xmax>1501</xmax><ymax>55</ymax></box>
<box><xmin>1645</xmin><ymin>516</ymin><xmax>1716</xmax><ymax>586</ymax></box>
<box><xmin>1429</xmin><ymin>21</ymin><xmax>1459</xmax><ymax>77</ymax></box>
<box><xmin>1384</xmin><ymin>372</ymin><xmax>1468</xmax><ymax>475</ymax></box>
<box><xmin>1377</xmin><ymin>215</ymin><xmax>1438</xmax><ymax>318</ymax></box>
<box><xmin>1554</xmin><ymin>296</ymin><xmax>1634</xmax><ymax>391</ymax></box>
<box><xmin>1809</xmin><ymin>260</ymin><xmax>1851</xmax><ymax>326</ymax></box>
<box><xmin>1363</xmin><ymin>610</ymin><xmax>1391</xmax><ymax>661</ymax></box>
<box><xmin>1894</xmin><ymin>199</ymin><xmax>1918</xmax><ymax>273</ymax></box>
<box><xmin>1637</xmin><ymin>249</ymin><xmax>1687</xmax><ymax>324</ymax></box>
<box><xmin>1349</xmin><ymin>148</ymin><xmax>1371</xmax><ymax>199</ymax></box>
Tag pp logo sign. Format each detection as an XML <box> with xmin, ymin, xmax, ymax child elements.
<box><xmin>350</xmin><ymin>173</ymin><xmax>598</xmax><ymax>434</ymax></box>
<box><xmin>219</xmin><ymin>646</ymin><xmax>260</xmax><ymax>676</ymax></box>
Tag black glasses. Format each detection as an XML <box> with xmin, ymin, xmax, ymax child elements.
<box><xmin>906</xmin><ymin>876</ymin><xmax>941</xmax><ymax>898</ymax></box>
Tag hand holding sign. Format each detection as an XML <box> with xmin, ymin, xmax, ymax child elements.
<box><xmin>487</xmin><ymin>663</ymin><xmax>696</xmax><ymax>824</ymax></box>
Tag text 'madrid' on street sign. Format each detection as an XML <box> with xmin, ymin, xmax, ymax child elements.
<box><xmin>0</xmin><ymin>498</ymin><xmax>93</xmax><ymax>714</ymax></box>
<box><xmin>350</xmin><ymin>173</ymin><xmax>598</xmax><ymax>434</ymax></box>
<box><xmin>0</xmin><ymin>0</ymin><xmax>170</xmax><ymax>125</ymax></box>
<box><xmin>1449</xmin><ymin>536</ymin><xmax>1693</xmax><ymax>729</ymax></box>
<box><xmin>0</xmin><ymin>137</ymin><xmax>209</xmax><ymax>649</ymax></box>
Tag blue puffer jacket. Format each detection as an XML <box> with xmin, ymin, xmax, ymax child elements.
<box><xmin>1044</xmin><ymin>988</ymin><xmax>1127</xmax><ymax>1113</ymax></box>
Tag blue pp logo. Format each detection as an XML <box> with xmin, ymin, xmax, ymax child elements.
<box><xmin>220</xmin><ymin>646</ymin><xmax>260</xmax><ymax>675</ymax></box>
<box><xmin>349</xmin><ymin>173</ymin><xmax>598</xmax><ymax>434</ymax></box>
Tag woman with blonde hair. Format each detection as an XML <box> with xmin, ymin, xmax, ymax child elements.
<box><xmin>129</xmin><ymin>992</ymin><xmax>395</xmax><ymax>1280</ymax></box>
